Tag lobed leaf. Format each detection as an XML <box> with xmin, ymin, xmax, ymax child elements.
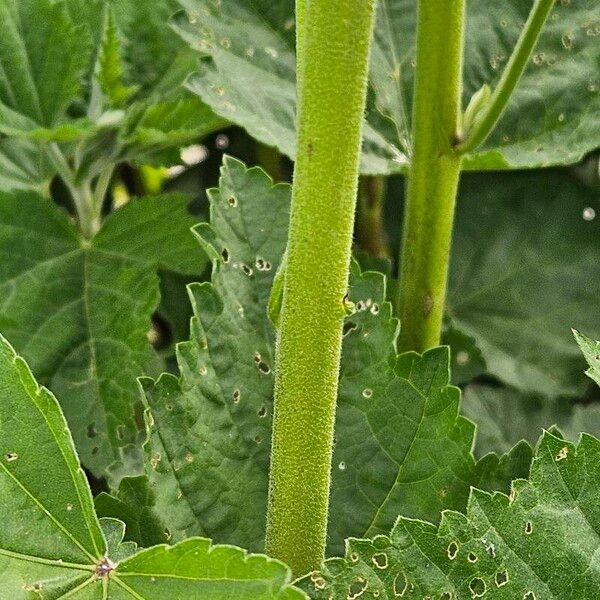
<box><xmin>299</xmin><ymin>432</ymin><xmax>600</xmax><ymax>599</ymax></box>
<box><xmin>0</xmin><ymin>191</ymin><xmax>205</xmax><ymax>478</ymax></box>
<box><xmin>110</xmin><ymin>157</ymin><xmax>520</xmax><ymax>558</ymax></box>
<box><xmin>0</xmin><ymin>333</ymin><xmax>305</xmax><ymax>599</ymax></box>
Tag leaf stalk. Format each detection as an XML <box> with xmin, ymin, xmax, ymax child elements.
<box><xmin>456</xmin><ymin>0</ymin><xmax>555</xmax><ymax>153</ymax></box>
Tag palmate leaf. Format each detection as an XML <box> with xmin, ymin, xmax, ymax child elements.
<box><xmin>0</xmin><ymin>333</ymin><xmax>305</xmax><ymax>599</ymax></box>
<box><xmin>298</xmin><ymin>431</ymin><xmax>600</xmax><ymax>599</ymax></box>
<box><xmin>174</xmin><ymin>0</ymin><xmax>600</xmax><ymax>173</ymax></box>
<box><xmin>0</xmin><ymin>190</ymin><xmax>205</xmax><ymax>479</ymax></box>
<box><xmin>447</xmin><ymin>169</ymin><xmax>600</xmax><ymax>398</ymax></box>
<box><xmin>0</xmin><ymin>0</ymin><xmax>225</xmax><ymax>192</ymax></box>
<box><xmin>103</xmin><ymin>157</ymin><xmax>521</xmax><ymax>557</ymax></box>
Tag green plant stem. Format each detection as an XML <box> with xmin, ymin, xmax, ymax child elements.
<box><xmin>396</xmin><ymin>0</ymin><xmax>466</xmax><ymax>353</ymax></box>
<box><xmin>457</xmin><ymin>0</ymin><xmax>555</xmax><ymax>153</ymax></box>
<box><xmin>265</xmin><ymin>0</ymin><xmax>376</xmax><ymax>576</ymax></box>
<box><xmin>44</xmin><ymin>143</ymin><xmax>104</xmax><ymax>240</ymax></box>
<box><xmin>355</xmin><ymin>176</ymin><xmax>390</xmax><ymax>259</ymax></box>
<box><xmin>93</xmin><ymin>165</ymin><xmax>115</xmax><ymax>215</ymax></box>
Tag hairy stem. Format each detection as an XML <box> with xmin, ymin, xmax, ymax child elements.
<box><xmin>355</xmin><ymin>176</ymin><xmax>390</xmax><ymax>259</ymax></box>
<box><xmin>265</xmin><ymin>0</ymin><xmax>376</xmax><ymax>576</ymax></box>
<box><xmin>396</xmin><ymin>0</ymin><xmax>466</xmax><ymax>352</ymax></box>
<box><xmin>457</xmin><ymin>0</ymin><xmax>555</xmax><ymax>153</ymax></box>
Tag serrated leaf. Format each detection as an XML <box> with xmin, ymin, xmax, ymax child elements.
<box><xmin>95</xmin><ymin>477</ymin><xmax>166</xmax><ymax>548</ymax></box>
<box><xmin>97</xmin><ymin>10</ymin><xmax>138</xmax><ymax>108</ymax></box>
<box><xmin>299</xmin><ymin>431</ymin><xmax>600</xmax><ymax>599</ymax></box>
<box><xmin>0</xmin><ymin>0</ymin><xmax>224</xmax><ymax>191</ymax></box>
<box><xmin>122</xmin><ymin>157</ymin><xmax>517</xmax><ymax>559</ymax></box>
<box><xmin>174</xmin><ymin>0</ymin><xmax>600</xmax><ymax>173</ymax></box>
<box><xmin>0</xmin><ymin>191</ymin><xmax>206</xmax><ymax>478</ymax></box>
<box><xmin>447</xmin><ymin>169</ymin><xmax>600</xmax><ymax>397</ymax></box>
<box><xmin>0</xmin><ymin>0</ymin><xmax>90</xmax><ymax>129</ymax></box>
<box><xmin>574</xmin><ymin>330</ymin><xmax>600</xmax><ymax>387</ymax></box>
<box><xmin>462</xmin><ymin>384</ymin><xmax>600</xmax><ymax>457</ymax></box>
<box><xmin>0</xmin><ymin>334</ymin><xmax>305</xmax><ymax>598</ymax></box>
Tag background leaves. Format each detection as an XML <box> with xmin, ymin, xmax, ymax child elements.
<box><xmin>0</xmin><ymin>190</ymin><xmax>205</xmax><ymax>478</ymax></box>
<box><xmin>174</xmin><ymin>0</ymin><xmax>600</xmax><ymax>173</ymax></box>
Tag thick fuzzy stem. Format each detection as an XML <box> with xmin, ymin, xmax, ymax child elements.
<box><xmin>265</xmin><ymin>0</ymin><xmax>376</xmax><ymax>576</ymax></box>
<box><xmin>396</xmin><ymin>0</ymin><xmax>466</xmax><ymax>352</ymax></box>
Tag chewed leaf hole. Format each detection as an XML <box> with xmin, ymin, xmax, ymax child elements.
<box><xmin>257</xmin><ymin>361</ymin><xmax>271</xmax><ymax>374</ymax></box>
<box><xmin>371</xmin><ymin>552</ymin><xmax>388</xmax><ymax>569</ymax></box>
<box><xmin>5</xmin><ymin>452</ymin><xmax>18</xmax><ymax>462</ymax></box>
<box><xmin>221</xmin><ymin>248</ymin><xmax>230</xmax><ymax>263</ymax></box>
<box><xmin>347</xmin><ymin>576</ymin><xmax>368</xmax><ymax>599</ymax></box>
<box><xmin>523</xmin><ymin>593</ymin><xmax>537</xmax><ymax>600</ymax></box>
<box><xmin>524</xmin><ymin>521</ymin><xmax>533</xmax><ymax>535</ymax></box>
<box><xmin>255</xmin><ymin>257</ymin><xmax>272</xmax><ymax>271</ymax></box>
<box><xmin>343</xmin><ymin>321</ymin><xmax>358</xmax><ymax>337</ymax></box>
<box><xmin>310</xmin><ymin>572</ymin><xmax>327</xmax><ymax>590</ymax></box>
<box><xmin>447</xmin><ymin>541</ymin><xmax>459</xmax><ymax>560</ymax></box>
<box><xmin>468</xmin><ymin>551</ymin><xmax>478</xmax><ymax>563</ymax></box>
<box><xmin>469</xmin><ymin>577</ymin><xmax>486</xmax><ymax>597</ymax></box>
<box><xmin>495</xmin><ymin>571</ymin><xmax>509</xmax><ymax>587</ymax></box>
<box><xmin>392</xmin><ymin>571</ymin><xmax>407</xmax><ymax>596</ymax></box>
<box><xmin>555</xmin><ymin>446</ymin><xmax>568</xmax><ymax>461</ymax></box>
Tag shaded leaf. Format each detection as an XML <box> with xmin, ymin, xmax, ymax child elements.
<box><xmin>462</xmin><ymin>384</ymin><xmax>600</xmax><ymax>457</ymax></box>
<box><xmin>299</xmin><ymin>432</ymin><xmax>600</xmax><ymax>599</ymax></box>
<box><xmin>175</xmin><ymin>0</ymin><xmax>600</xmax><ymax>172</ymax></box>
<box><xmin>0</xmin><ymin>190</ymin><xmax>205</xmax><ymax>478</ymax></box>
<box><xmin>448</xmin><ymin>169</ymin><xmax>600</xmax><ymax>397</ymax></box>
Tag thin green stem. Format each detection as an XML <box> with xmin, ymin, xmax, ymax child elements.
<box><xmin>44</xmin><ymin>144</ymin><xmax>107</xmax><ymax>240</ymax></box>
<box><xmin>456</xmin><ymin>0</ymin><xmax>555</xmax><ymax>153</ymax></box>
<box><xmin>355</xmin><ymin>176</ymin><xmax>390</xmax><ymax>259</ymax></box>
<box><xmin>265</xmin><ymin>0</ymin><xmax>376</xmax><ymax>577</ymax></box>
<box><xmin>93</xmin><ymin>165</ymin><xmax>115</xmax><ymax>215</ymax></box>
<box><xmin>73</xmin><ymin>182</ymin><xmax>102</xmax><ymax>240</ymax></box>
<box><xmin>396</xmin><ymin>0</ymin><xmax>466</xmax><ymax>352</ymax></box>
